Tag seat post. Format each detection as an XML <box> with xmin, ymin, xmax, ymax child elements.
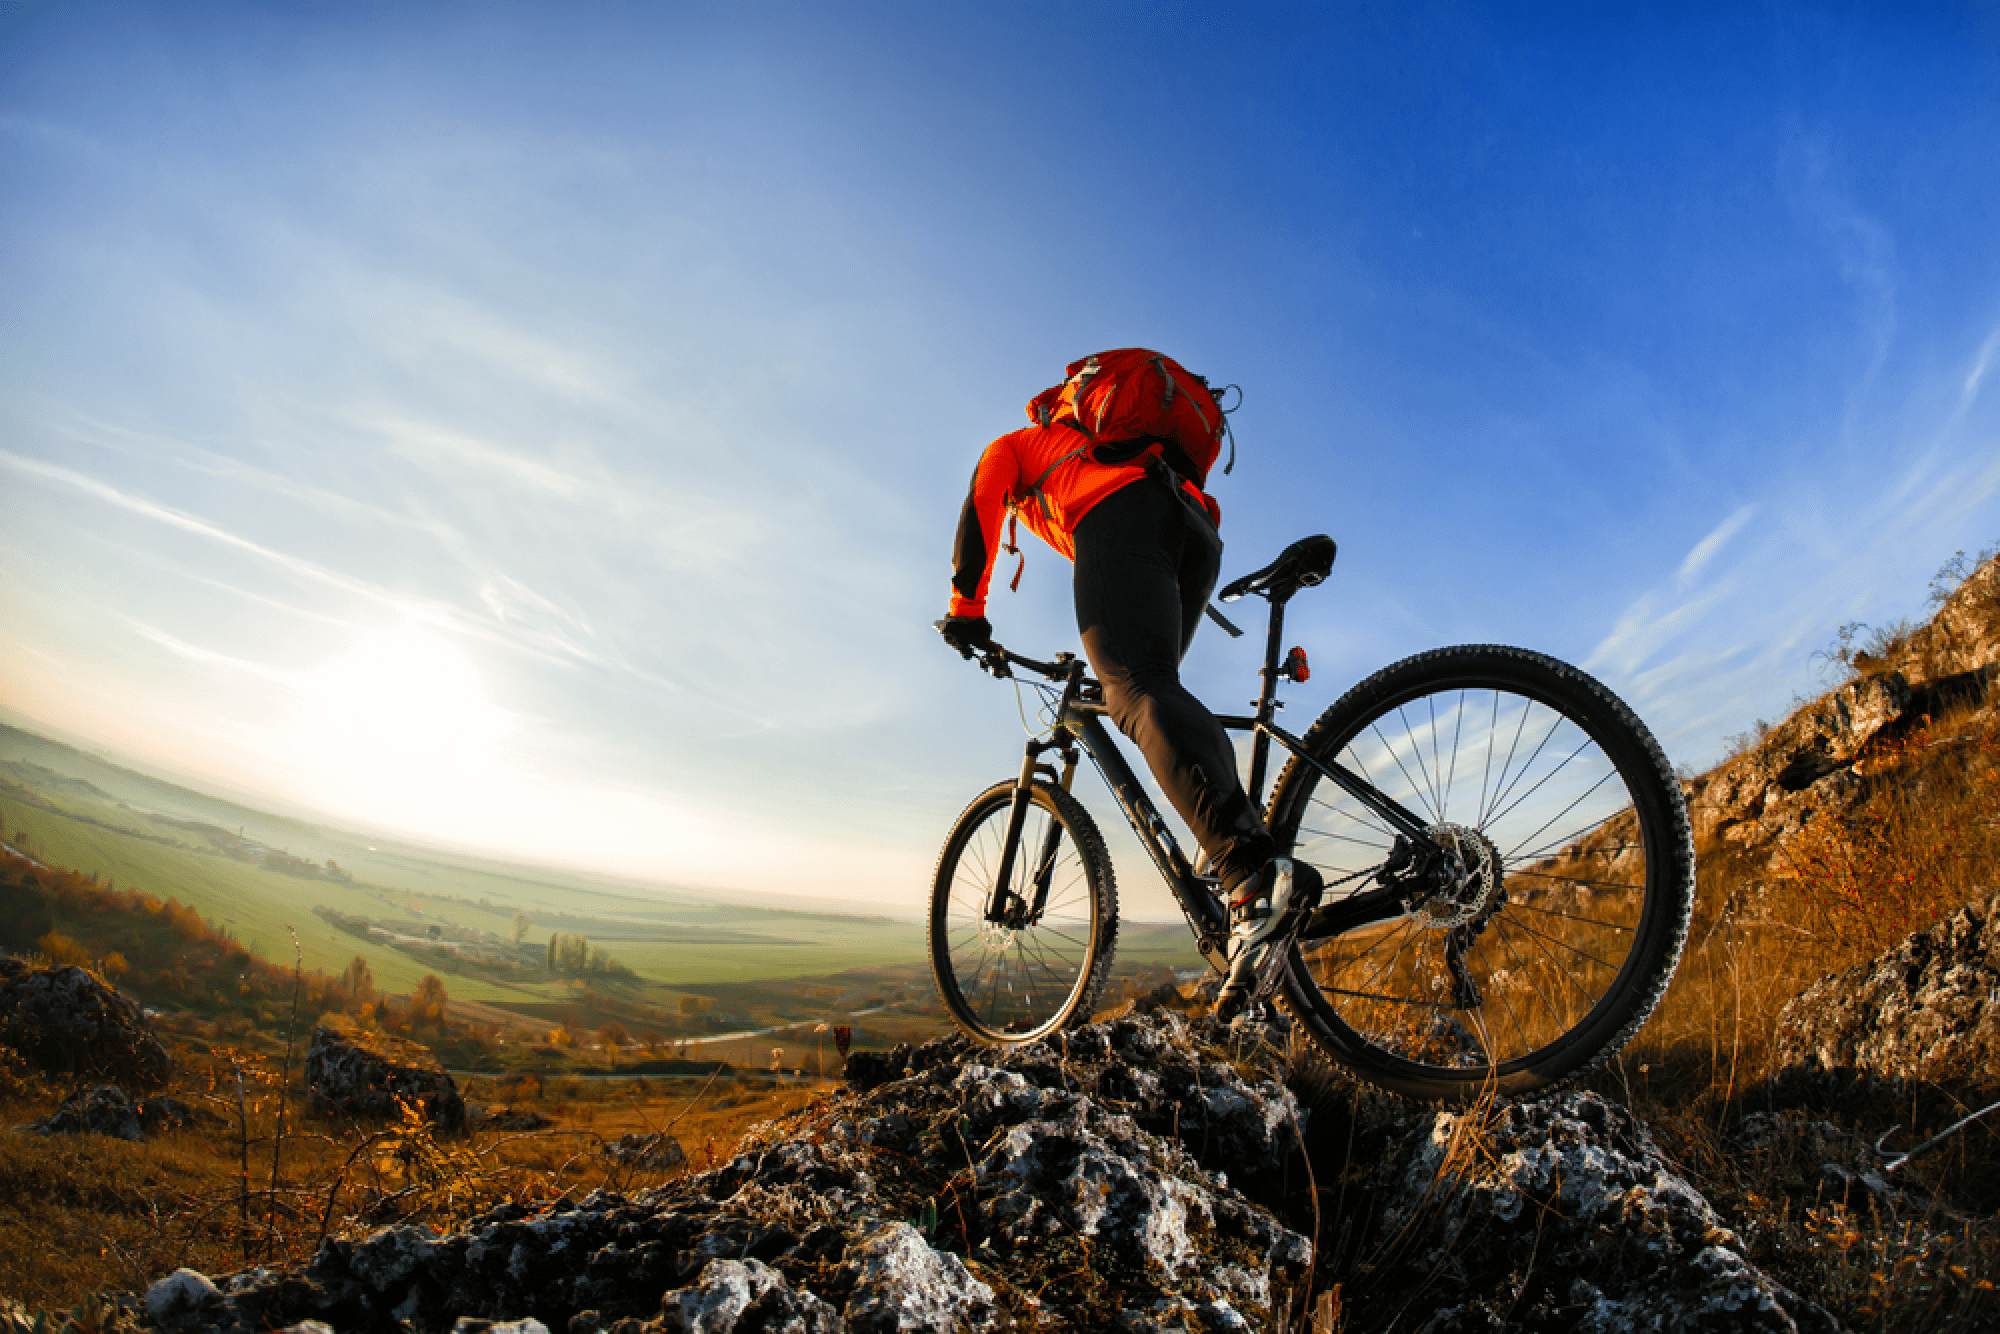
<box><xmin>1246</xmin><ymin>597</ymin><xmax>1287</xmax><ymax>806</ymax></box>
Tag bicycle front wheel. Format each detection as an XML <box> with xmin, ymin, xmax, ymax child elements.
<box><xmin>930</xmin><ymin>779</ymin><xmax>1118</xmax><ymax>1044</ymax></box>
<box><xmin>1267</xmin><ymin>645</ymin><xmax>1693</xmax><ymax>1103</ymax></box>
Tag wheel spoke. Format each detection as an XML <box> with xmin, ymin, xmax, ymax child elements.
<box><xmin>1506</xmin><ymin>900</ymin><xmax>1639</xmax><ymax>933</ymax></box>
<box><xmin>1480</xmin><ymin>690</ymin><xmax>1534</xmax><ymax>827</ymax></box>
<box><xmin>1489</xmin><ymin>740</ymin><xmax>1613</xmax><ymax>855</ymax></box>
<box><xmin>1480</xmin><ymin>710</ymin><xmax>1568</xmax><ymax>831</ymax></box>
<box><xmin>1490</xmin><ymin>914</ymin><xmax>1574</xmax><ymax>1046</ymax></box>
<box><xmin>1504</xmin><ymin>866</ymin><xmax>1645</xmax><ymax>896</ymax></box>
<box><xmin>1374</xmin><ymin>717</ymin><xmax>1442</xmax><ymax>826</ymax></box>
<box><xmin>1498</xmin><ymin>912</ymin><xmax>1625</xmax><ymax>975</ymax></box>
<box><xmin>1296</xmin><ymin>821</ymin><xmax>1396</xmax><ymax>853</ymax></box>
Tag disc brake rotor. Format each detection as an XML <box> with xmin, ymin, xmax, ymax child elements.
<box><xmin>1406</xmin><ymin>822</ymin><xmax>1504</xmax><ymax>931</ymax></box>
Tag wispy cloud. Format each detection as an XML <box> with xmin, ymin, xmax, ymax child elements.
<box><xmin>118</xmin><ymin>553</ymin><xmax>365</xmax><ymax>635</ymax></box>
<box><xmin>1585</xmin><ymin>582</ymin><xmax>1736</xmax><ymax>683</ymax></box>
<box><xmin>355</xmin><ymin>285</ymin><xmax>618</xmax><ymax>404</ymax></box>
<box><xmin>0</xmin><ymin>450</ymin><xmax>404</xmax><ymax>608</ymax></box>
<box><xmin>1585</xmin><ymin>426</ymin><xmax>2000</xmax><ymax>769</ymax></box>
<box><xmin>1965</xmin><ymin>327</ymin><xmax>2000</xmax><ymax>405</ymax></box>
<box><xmin>1588</xmin><ymin>506</ymin><xmax>1756</xmax><ymax>679</ymax></box>
<box><xmin>1943</xmin><ymin>322</ymin><xmax>2000</xmax><ymax>436</ymax></box>
<box><xmin>0</xmin><ymin>448</ymin><xmax>616</xmax><ymax>674</ymax></box>
<box><xmin>377</xmin><ymin>417</ymin><xmax>593</xmax><ymax>500</ymax></box>
<box><xmin>479</xmin><ymin>573</ymin><xmax>596</xmax><ymax>640</ymax></box>
<box><xmin>1782</xmin><ymin>126</ymin><xmax>1900</xmax><ymax>398</ymax></box>
<box><xmin>117</xmin><ymin>615</ymin><xmax>305</xmax><ymax>690</ymax></box>
<box><xmin>49</xmin><ymin>407</ymin><xmax>473</xmax><ymax>547</ymax></box>
<box><xmin>1676</xmin><ymin>504</ymin><xmax>1756</xmax><ymax>591</ymax></box>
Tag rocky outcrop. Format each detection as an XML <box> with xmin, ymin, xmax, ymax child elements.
<box><xmin>606</xmin><ymin>1132</ymin><xmax>687</xmax><ymax>1169</ymax></box>
<box><xmin>655</xmin><ymin>1256</ymin><xmax>843</xmax><ymax>1332</ymax></box>
<box><xmin>0</xmin><ymin>957</ymin><xmax>171</xmax><ymax>1086</ymax></box>
<box><xmin>1361</xmin><ymin>1093</ymin><xmax>1838</xmax><ymax>1332</ymax></box>
<box><xmin>29</xmin><ymin>1083</ymin><xmax>212</xmax><ymax>1140</ymax></box>
<box><xmin>1687</xmin><ymin>673</ymin><xmax>1911</xmax><ymax>850</ymax></box>
<box><xmin>145</xmin><ymin>1270</ymin><xmax>224</xmax><ymax>1328</ymax></box>
<box><xmin>119</xmin><ymin>1011</ymin><xmax>1833</xmax><ymax>1334</ymax></box>
<box><xmin>130</xmin><ymin>1014</ymin><xmax>1313</xmax><ymax>1332</ymax></box>
<box><xmin>303</xmin><ymin>1025</ymin><xmax>467</xmax><ymax>1132</ymax></box>
<box><xmin>1899</xmin><ymin>548</ymin><xmax>2000</xmax><ymax>684</ymax></box>
<box><xmin>1682</xmin><ymin>548</ymin><xmax>2000</xmax><ymax>862</ymax></box>
<box><xmin>1771</xmin><ymin>885</ymin><xmax>2000</xmax><ymax>1099</ymax></box>
<box><xmin>479</xmin><ymin>1106</ymin><xmax>554</xmax><ymax>1131</ymax></box>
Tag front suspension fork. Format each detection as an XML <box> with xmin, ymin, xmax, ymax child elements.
<box><xmin>985</xmin><ymin>737</ymin><xmax>1078</xmax><ymax>927</ymax></box>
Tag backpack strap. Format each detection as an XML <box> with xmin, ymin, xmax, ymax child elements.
<box><xmin>1072</xmin><ymin>357</ymin><xmax>1107</xmax><ymax>433</ymax></box>
<box><xmin>1002</xmin><ymin>510</ymin><xmax>1025</xmax><ymax>592</ymax></box>
<box><xmin>1145</xmin><ymin>352</ymin><xmax>1232</xmax><ymax>475</ymax></box>
<box><xmin>1020</xmin><ymin>444</ymin><xmax>1089</xmax><ymax>521</ymax></box>
<box><xmin>999</xmin><ymin>442</ymin><xmax>1087</xmax><ymax>595</ymax></box>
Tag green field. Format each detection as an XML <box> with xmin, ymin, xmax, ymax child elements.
<box><xmin>0</xmin><ymin>722</ymin><xmax>936</xmax><ymax>1007</ymax></box>
<box><xmin>0</xmin><ymin>723</ymin><xmax>1203</xmax><ymax>1021</ymax></box>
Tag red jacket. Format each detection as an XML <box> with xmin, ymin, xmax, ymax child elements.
<box><xmin>949</xmin><ymin>424</ymin><xmax>1222</xmax><ymax>618</ymax></box>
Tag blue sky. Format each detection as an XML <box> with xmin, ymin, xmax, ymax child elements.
<box><xmin>3</xmin><ymin>2</ymin><xmax>1997</xmax><ymax>916</ymax></box>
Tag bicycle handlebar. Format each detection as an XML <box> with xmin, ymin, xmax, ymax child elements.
<box><xmin>981</xmin><ymin>643</ymin><xmax>1070</xmax><ymax>680</ymax></box>
<box><xmin>932</xmin><ymin>620</ymin><xmax>1075</xmax><ymax>681</ymax></box>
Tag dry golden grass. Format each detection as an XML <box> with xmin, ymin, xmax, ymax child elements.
<box><xmin>0</xmin><ymin>1034</ymin><xmax>837</xmax><ymax>1315</ymax></box>
<box><xmin>1577</xmin><ymin>694</ymin><xmax>2000</xmax><ymax>1333</ymax></box>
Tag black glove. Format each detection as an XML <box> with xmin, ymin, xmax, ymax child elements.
<box><xmin>937</xmin><ymin>615</ymin><xmax>994</xmax><ymax>659</ymax></box>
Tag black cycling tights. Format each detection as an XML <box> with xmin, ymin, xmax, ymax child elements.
<box><xmin>1072</xmin><ymin>477</ymin><xmax>1276</xmax><ymax>893</ymax></box>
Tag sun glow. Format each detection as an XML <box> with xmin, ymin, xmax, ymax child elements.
<box><xmin>297</xmin><ymin>623</ymin><xmax>509</xmax><ymax>802</ymax></box>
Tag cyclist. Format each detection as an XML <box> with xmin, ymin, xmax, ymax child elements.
<box><xmin>939</xmin><ymin>354</ymin><xmax>1321</xmax><ymax>1021</ymax></box>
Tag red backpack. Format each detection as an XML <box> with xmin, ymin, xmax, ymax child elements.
<box><xmin>1025</xmin><ymin>348</ymin><xmax>1235</xmax><ymax>483</ymax></box>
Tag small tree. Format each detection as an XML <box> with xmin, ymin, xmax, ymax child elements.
<box><xmin>341</xmin><ymin>956</ymin><xmax>374</xmax><ymax>1005</ymax></box>
<box><xmin>512</xmin><ymin>912</ymin><xmax>531</xmax><ymax>943</ymax></box>
<box><xmin>36</xmin><ymin>931</ymin><xmax>92</xmax><ymax>969</ymax></box>
<box><xmin>412</xmin><ymin>973</ymin><xmax>449</xmax><ymax>1027</ymax></box>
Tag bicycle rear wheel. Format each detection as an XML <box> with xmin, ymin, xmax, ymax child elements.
<box><xmin>1266</xmin><ymin>645</ymin><xmax>1693</xmax><ymax>1103</ymax></box>
<box><xmin>930</xmin><ymin>779</ymin><xmax>1119</xmax><ymax>1044</ymax></box>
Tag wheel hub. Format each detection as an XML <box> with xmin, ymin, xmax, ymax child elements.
<box><xmin>1406</xmin><ymin>822</ymin><xmax>1503</xmax><ymax>930</ymax></box>
<box><xmin>979</xmin><ymin>918</ymin><xmax>1018</xmax><ymax>951</ymax></box>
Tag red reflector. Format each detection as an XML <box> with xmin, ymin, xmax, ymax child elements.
<box><xmin>1285</xmin><ymin>647</ymin><xmax>1310</xmax><ymax>682</ymax></box>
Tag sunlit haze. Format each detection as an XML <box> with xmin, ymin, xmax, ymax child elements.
<box><xmin>3</xmin><ymin>3</ymin><xmax>1998</xmax><ymax>915</ymax></box>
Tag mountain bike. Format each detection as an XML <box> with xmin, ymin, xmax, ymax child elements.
<box><xmin>930</xmin><ymin>534</ymin><xmax>1695</xmax><ymax>1104</ymax></box>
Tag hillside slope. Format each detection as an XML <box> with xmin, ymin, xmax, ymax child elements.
<box><xmin>1682</xmin><ymin>546</ymin><xmax>2000</xmax><ymax>952</ymax></box>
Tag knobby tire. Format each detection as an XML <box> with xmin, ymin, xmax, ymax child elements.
<box><xmin>929</xmin><ymin>779</ymin><xmax>1119</xmax><ymax>1045</ymax></box>
<box><xmin>1265</xmin><ymin>644</ymin><xmax>1694</xmax><ymax>1104</ymax></box>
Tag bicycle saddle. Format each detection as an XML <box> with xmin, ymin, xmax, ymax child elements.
<box><xmin>1219</xmin><ymin>534</ymin><xmax>1338</xmax><ymax>603</ymax></box>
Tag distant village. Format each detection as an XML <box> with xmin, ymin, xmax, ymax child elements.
<box><xmin>222</xmin><ymin>833</ymin><xmax>354</xmax><ymax>883</ymax></box>
<box><xmin>313</xmin><ymin>903</ymin><xmax>528</xmax><ymax>969</ymax></box>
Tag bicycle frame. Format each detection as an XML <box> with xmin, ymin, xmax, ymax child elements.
<box><xmin>977</xmin><ymin>585</ymin><xmax>1451</xmax><ymax>977</ymax></box>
